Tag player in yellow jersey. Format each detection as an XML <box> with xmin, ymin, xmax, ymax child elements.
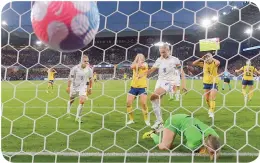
<box><xmin>235</xmin><ymin>60</ymin><xmax>260</xmax><ymax>103</ymax></box>
<box><xmin>126</xmin><ymin>53</ymin><xmax>150</xmax><ymax>126</ymax></box>
<box><xmin>93</xmin><ymin>72</ymin><xmax>97</xmax><ymax>82</ymax></box>
<box><xmin>46</xmin><ymin>68</ymin><xmax>57</xmax><ymax>93</ymax></box>
<box><xmin>193</xmin><ymin>53</ymin><xmax>220</xmax><ymax>118</ymax></box>
<box><xmin>123</xmin><ymin>73</ymin><xmax>127</xmax><ymax>80</ymax></box>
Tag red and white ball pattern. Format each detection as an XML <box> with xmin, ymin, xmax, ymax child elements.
<box><xmin>31</xmin><ymin>1</ymin><xmax>100</xmax><ymax>52</ymax></box>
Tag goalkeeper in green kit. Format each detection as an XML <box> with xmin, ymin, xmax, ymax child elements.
<box><xmin>143</xmin><ymin>114</ymin><xmax>221</xmax><ymax>160</ymax></box>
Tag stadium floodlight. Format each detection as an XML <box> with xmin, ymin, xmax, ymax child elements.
<box><xmin>201</xmin><ymin>19</ymin><xmax>211</xmax><ymax>28</ymax></box>
<box><xmin>36</xmin><ymin>41</ymin><xmax>42</xmax><ymax>45</ymax></box>
<box><xmin>223</xmin><ymin>12</ymin><xmax>227</xmax><ymax>15</ymax></box>
<box><xmin>212</xmin><ymin>16</ymin><xmax>219</xmax><ymax>21</ymax></box>
<box><xmin>244</xmin><ymin>28</ymin><xmax>253</xmax><ymax>34</ymax></box>
<box><xmin>232</xmin><ymin>6</ymin><xmax>238</xmax><ymax>10</ymax></box>
<box><xmin>2</xmin><ymin>21</ymin><xmax>7</xmax><ymax>26</ymax></box>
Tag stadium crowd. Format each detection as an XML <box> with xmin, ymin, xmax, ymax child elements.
<box><xmin>2</xmin><ymin>42</ymin><xmax>259</xmax><ymax>81</ymax></box>
<box><xmin>1</xmin><ymin>1</ymin><xmax>259</xmax><ymax>81</ymax></box>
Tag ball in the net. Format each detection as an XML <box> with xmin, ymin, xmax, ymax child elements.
<box><xmin>31</xmin><ymin>1</ymin><xmax>100</xmax><ymax>52</ymax></box>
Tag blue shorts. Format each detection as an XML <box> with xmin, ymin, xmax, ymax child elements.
<box><xmin>49</xmin><ymin>80</ymin><xmax>54</xmax><ymax>84</ymax></box>
<box><xmin>242</xmin><ymin>80</ymin><xmax>253</xmax><ymax>86</ymax></box>
<box><xmin>128</xmin><ymin>87</ymin><xmax>147</xmax><ymax>96</ymax></box>
<box><xmin>203</xmin><ymin>83</ymin><xmax>218</xmax><ymax>90</ymax></box>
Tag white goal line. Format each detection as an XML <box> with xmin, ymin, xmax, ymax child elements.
<box><xmin>2</xmin><ymin>152</ymin><xmax>259</xmax><ymax>157</ymax></box>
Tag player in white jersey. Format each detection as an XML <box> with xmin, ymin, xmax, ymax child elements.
<box><xmin>145</xmin><ymin>43</ymin><xmax>187</xmax><ymax>131</ymax></box>
<box><xmin>169</xmin><ymin>68</ymin><xmax>186</xmax><ymax>101</ymax></box>
<box><xmin>66</xmin><ymin>55</ymin><xmax>93</xmax><ymax>123</ymax></box>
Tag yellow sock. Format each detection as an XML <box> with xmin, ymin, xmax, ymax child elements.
<box><xmin>127</xmin><ymin>106</ymin><xmax>134</xmax><ymax>121</ymax></box>
<box><xmin>142</xmin><ymin>106</ymin><xmax>148</xmax><ymax>121</ymax></box>
<box><xmin>242</xmin><ymin>88</ymin><xmax>247</xmax><ymax>97</ymax></box>
<box><xmin>206</xmin><ymin>100</ymin><xmax>210</xmax><ymax>108</ymax></box>
<box><xmin>249</xmin><ymin>90</ymin><xmax>253</xmax><ymax>100</ymax></box>
<box><xmin>209</xmin><ymin>100</ymin><xmax>216</xmax><ymax>112</ymax></box>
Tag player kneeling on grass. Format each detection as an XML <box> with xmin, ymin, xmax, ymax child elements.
<box><xmin>193</xmin><ymin>53</ymin><xmax>220</xmax><ymax>118</ymax></box>
<box><xmin>66</xmin><ymin>55</ymin><xmax>93</xmax><ymax>123</ymax></box>
<box><xmin>143</xmin><ymin>114</ymin><xmax>221</xmax><ymax>161</ymax></box>
<box><xmin>127</xmin><ymin>53</ymin><xmax>150</xmax><ymax>126</ymax></box>
<box><xmin>235</xmin><ymin>60</ymin><xmax>260</xmax><ymax>104</ymax></box>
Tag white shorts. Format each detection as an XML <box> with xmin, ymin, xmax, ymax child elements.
<box><xmin>70</xmin><ymin>87</ymin><xmax>87</xmax><ymax>98</ymax></box>
<box><xmin>172</xmin><ymin>79</ymin><xmax>181</xmax><ymax>87</ymax></box>
<box><xmin>155</xmin><ymin>80</ymin><xmax>174</xmax><ymax>93</ymax></box>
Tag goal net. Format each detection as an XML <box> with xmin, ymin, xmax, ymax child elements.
<box><xmin>1</xmin><ymin>1</ymin><xmax>260</xmax><ymax>163</ymax></box>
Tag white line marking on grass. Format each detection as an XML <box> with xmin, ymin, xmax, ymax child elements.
<box><xmin>2</xmin><ymin>152</ymin><xmax>259</xmax><ymax>157</ymax></box>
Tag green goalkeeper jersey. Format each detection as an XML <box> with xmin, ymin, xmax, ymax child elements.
<box><xmin>164</xmin><ymin>114</ymin><xmax>219</xmax><ymax>150</ymax></box>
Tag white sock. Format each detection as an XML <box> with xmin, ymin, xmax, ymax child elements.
<box><xmin>151</xmin><ymin>99</ymin><xmax>162</xmax><ymax>122</ymax></box>
<box><xmin>67</xmin><ymin>101</ymin><xmax>71</xmax><ymax>114</ymax></box>
<box><xmin>76</xmin><ymin>104</ymin><xmax>83</xmax><ymax>119</ymax></box>
<box><xmin>175</xmin><ymin>90</ymin><xmax>180</xmax><ymax>100</ymax></box>
<box><xmin>169</xmin><ymin>91</ymin><xmax>174</xmax><ymax>99</ymax></box>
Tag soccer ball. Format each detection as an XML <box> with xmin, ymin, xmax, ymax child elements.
<box><xmin>31</xmin><ymin>1</ymin><xmax>100</xmax><ymax>52</ymax></box>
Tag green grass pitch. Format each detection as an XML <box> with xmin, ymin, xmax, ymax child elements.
<box><xmin>1</xmin><ymin>79</ymin><xmax>260</xmax><ymax>163</ymax></box>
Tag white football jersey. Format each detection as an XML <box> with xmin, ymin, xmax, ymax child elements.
<box><xmin>153</xmin><ymin>55</ymin><xmax>181</xmax><ymax>81</ymax></box>
<box><xmin>69</xmin><ymin>64</ymin><xmax>93</xmax><ymax>88</ymax></box>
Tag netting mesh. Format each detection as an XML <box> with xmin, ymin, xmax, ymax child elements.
<box><xmin>1</xmin><ymin>1</ymin><xmax>260</xmax><ymax>163</ymax></box>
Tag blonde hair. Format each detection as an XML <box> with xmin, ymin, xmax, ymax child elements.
<box><xmin>134</xmin><ymin>53</ymin><xmax>145</xmax><ymax>63</ymax></box>
<box><xmin>159</xmin><ymin>43</ymin><xmax>170</xmax><ymax>50</ymax></box>
<box><xmin>205</xmin><ymin>135</ymin><xmax>221</xmax><ymax>160</ymax></box>
<box><xmin>81</xmin><ymin>55</ymin><xmax>89</xmax><ymax>62</ymax></box>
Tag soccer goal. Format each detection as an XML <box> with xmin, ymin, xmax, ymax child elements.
<box><xmin>1</xmin><ymin>1</ymin><xmax>260</xmax><ymax>163</ymax></box>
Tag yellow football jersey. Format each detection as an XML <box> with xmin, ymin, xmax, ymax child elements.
<box><xmin>131</xmin><ymin>63</ymin><xmax>148</xmax><ymax>88</ymax></box>
<box><xmin>203</xmin><ymin>61</ymin><xmax>219</xmax><ymax>84</ymax></box>
<box><xmin>123</xmin><ymin>73</ymin><xmax>127</xmax><ymax>79</ymax></box>
<box><xmin>240</xmin><ymin>66</ymin><xmax>256</xmax><ymax>80</ymax></box>
<box><xmin>48</xmin><ymin>71</ymin><xmax>55</xmax><ymax>80</ymax></box>
<box><xmin>93</xmin><ymin>74</ymin><xmax>97</xmax><ymax>79</ymax></box>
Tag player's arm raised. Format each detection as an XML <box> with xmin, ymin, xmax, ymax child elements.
<box><xmin>137</xmin><ymin>59</ymin><xmax>159</xmax><ymax>78</ymax></box>
<box><xmin>213</xmin><ymin>58</ymin><xmax>220</xmax><ymax>67</ymax></box>
<box><xmin>235</xmin><ymin>67</ymin><xmax>243</xmax><ymax>73</ymax></box>
<box><xmin>53</xmin><ymin>69</ymin><xmax>57</xmax><ymax>73</ymax></box>
<box><xmin>254</xmin><ymin>68</ymin><xmax>260</xmax><ymax>76</ymax></box>
<box><xmin>192</xmin><ymin>58</ymin><xmax>204</xmax><ymax>67</ymax></box>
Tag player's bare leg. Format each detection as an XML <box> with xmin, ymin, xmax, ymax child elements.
<box><xmin>140</xmin><ymin>93</ymin><xmax>150</xmax><ymax>126</ymax></box>
<box><xmin>209</xmin><ymin>89</ymin><xmax>217</xmax><ymax>118</ymax></box>
<box><xmin>46</xmin><ymin>82</ymin><xmax>51</xmax><ymax>93</ymax></box>
<box><xmin>204</xmin><ymin>89</ymin><xmax>210</xmax><ymax>109</ymax></box>
<box><xmin>248</xmin><ymin>85</ymin><xmax>254</xmax><ymax>102</ymax></box>
<box><xmin>126</xmin><ymin>94</ymin><xmax>135</xmax><ymax>125</ymax></box>
<box><xmin>66</xmin><ymin>97</ymin><xmax>75</xmax><ymax>118</ymax></box>
<box><xmin>51</xmin><ymin>83</ymin><xmax>54</xmax><ymax>93</ymax></box>
<box><xmin>75</xmin><ymin>95</ymin><xmax>86</xmax><ymax>123</ymax></box>
<box><xmin>175</xmin><ymin>86</ymin><xmax>180</xmax><ymax>101</ymax></box>
<box><xmin>150</xmin><ymin>87</ymin><xmax>165</xmax><ymax>131</ymax></box>
<box><xmin>242</xmin><ymin>85</ymin><xmax>247</xmax><ymax>105</ymax></box>
<box><xmin>169</xmin><ymin>86</ymin><xmax>176</xmax><ymax>101</ymax></box>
